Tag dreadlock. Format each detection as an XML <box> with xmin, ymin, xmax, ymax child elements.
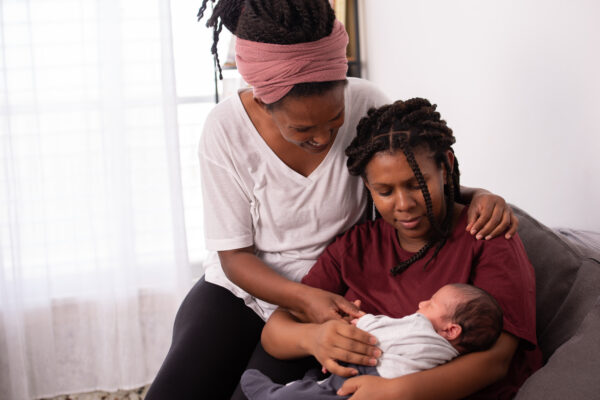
<box><xmin>197</xmin><ymin>0</ymin><xmax>340</xmax><ymax>95</ymax></box>
<box><xmin>345</xmin><ymin>98</ymin><xmax>461</xmax><ymax>276</ymax></box>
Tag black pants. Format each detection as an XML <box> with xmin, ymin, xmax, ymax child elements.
<box><xmin>145</xmin><ymin>277</ymin><xmax>319</xmax><ymax>400</ymax></box>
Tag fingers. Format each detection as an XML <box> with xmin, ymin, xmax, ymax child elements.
<box><xmin>336</xmin><ymin>298</ymin><xmax>363</xmax><ymax>319</ymax></box>
<box><xmin>344</xmin><ymin>300</ymin><xmax>365</xmax><ymax>323</ymax></box>
<box><xmin>337</xmin><ymin>377</ymin><xmax>360</xmax><ymax>396</ymax></box>
<box><xmin>320</xmin><ymin>299</ymin><xmax>359</xmax><ymax>323</ymax></box>
<box><xmin>314</xmin><ymin>322</ymin><xmax>380</xmax><ymax>372</ymax></box>
<box><xmin>477</xmin><ymin>205</ymin><xmax>509</xmax><ymax>240</ymax></box>
<box><xmin>340</xmin><ymin>323</ymin><xmax>378</xmax><ymax>347</ymax></box>
<box><xmin>352</xmin><ymin>299</ymin><xmax>362</xmax><ymax>309</ymax></box>
<box><xmin>332</xmin><ymin>326</ymin><xmax>380</xmax><ymax>365</ymax></box>
<box><xmin>313</xmin><ymin>300</ymin><xmax>346</xmax><ymax>323</ymax></box>
<box><xmin>337</xmin><ymin>376</ymin><xmax>393</xmax><ymax>399</ymax></box>
<box><xmin>329</xmin><ymin>342</ymin><xmax>380</xmax><ymax>369</ymax></box>
<box><xmin>337</xmin><ymin>375</ymin><xmax>372</xmax><ymax>399</ymax></box>
<box><xmin>466</xmin><ymin>201</ymin><xmax>495</xmax><ymax>236</ymax></box>
<box><xmin>323</xmin><ymin>358</ymin><xmax>359</xmax><ymax>378</ymax></box>
<box><xmin>505</xmin><ymin>213</ymin><xmax>519</xmax><ymax>239</ymax></box>
<box><xmin>301</xmin><ymin>288</ymin><xmax>366</xmax><ymax>324</ymax></box>
<box><xmin>466</xmin><ymin>195</ymin><xmax>518</xmax><ymax>240</ymax></box>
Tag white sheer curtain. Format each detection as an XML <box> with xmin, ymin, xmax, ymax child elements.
<box><xmin>0</xmin><ymin>0</ymin><xmax>192</xmax><ymax>398</ymax></box>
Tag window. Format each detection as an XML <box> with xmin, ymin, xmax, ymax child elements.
<box><xmin>171</xmin><ymin>2</ymin><xmax>244</xmax><ymax>271</ymax></box>
<box><xmin>0</xmin><ymin>0</ymin><xmax>219</xmax><ymax>298</ymax></box>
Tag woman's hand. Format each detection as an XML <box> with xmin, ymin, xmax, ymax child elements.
<box><xmin>337</xmin><ymin>375</ymin><xmax>407</xmax><ymax>400</ymax></box>
<box><xmin>290</xmin><ymin>286</ymin><xmax>364</xmax><ymax>324</ymax></box>
<box><xmin>338</xmin><ymin>333</ymin><xmax>519</xmax><ymax>399</ymax></box>
<box><xmin>307</xmin><ymin>319</ymin><xmax>380</xmax><ymax>377</ymax></box>
<box><xmin>466</xmin><ymin>189</ymin><xmax>518</xmax><ymax>240</ymax></box>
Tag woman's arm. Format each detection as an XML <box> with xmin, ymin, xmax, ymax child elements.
<box><xmin>338</xmin><ymin>332</ymin><xmax>519</xmax><ymax>400</ymax></box>
<box><xmin>219</xmin><ymin>247</ymin><xmax>362</xmax><ymax>323</ymax></box>
<box><xmin>262</xmin><ymin>308</ymin><xmax>380</xmax><ymax>377</ymax></box>
<box><xmin>460</xmin><ymin>185</ymin><xmax>519</xmax><ymax>240</ymax></box>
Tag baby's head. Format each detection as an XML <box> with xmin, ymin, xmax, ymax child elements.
<box><xmin>417</xmin><ymin>283</ymin><xmax>503</xmax><ymax>354</ymax></box>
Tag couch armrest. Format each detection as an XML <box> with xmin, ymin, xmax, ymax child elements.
<box><xmin>515</xmin><ymin>296</ymin><xmax>600</xmax><ymax>399</ymax></box>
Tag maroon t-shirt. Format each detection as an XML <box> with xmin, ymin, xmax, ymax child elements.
<box><xmin>302</xmin><ymin>206</ymin><xmax>542</xmax><ymax>399</ymax></box>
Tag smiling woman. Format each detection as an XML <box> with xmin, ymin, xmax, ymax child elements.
<box><xmin>247</xmin><ymin>83</ymin><xmax>347</xmax><ymax>176</ymax></box>
<box><xmin>266</xmin><ymin>86</ymin><xmax>345</xmax><ymax>155</ymax></box>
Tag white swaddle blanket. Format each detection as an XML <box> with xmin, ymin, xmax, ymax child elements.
<box><xmin>356</xmin><ymin>313</ymin><xmax>459</xmax><ymax>378</ymax></box>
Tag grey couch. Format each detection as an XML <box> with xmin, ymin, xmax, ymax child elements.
<box><xmin>512</xmin><ymin>206</ymin><xmax>600</xmax><ymax>399</ymax></box>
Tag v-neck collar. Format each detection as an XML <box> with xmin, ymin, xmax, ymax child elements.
<box><xmin>234</xmin><ymin>89</ymin><xmax>347</xmax><ymax>184</ymax></box>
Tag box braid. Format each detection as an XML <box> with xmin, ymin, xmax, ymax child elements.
<box><xmin>197</xmin><ymin>0</ymin><xmax>343</xmax><ymax>102</ymax></box>
<box><xmin>345</xmin><ymin>98</ymin><xmax>461</xmax><ymax>276</ymax></box>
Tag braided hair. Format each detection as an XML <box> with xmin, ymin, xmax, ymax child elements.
<box><xmin>345</xmin><ymin>98</ymin><xmax>461</xmax><ymax>276</ymax></box>
<box><xmin>197</xmin><ymin>0</ymin><xmax>344</xmax><ymax>103</ymax></box>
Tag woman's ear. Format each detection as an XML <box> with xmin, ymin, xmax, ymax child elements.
<box><xmin>442</xmin><ymin>150</ymin><xmax>455</xmax><ymax>183</ymax></box>
<box><xmin>362</xmin><ymin>176</ymin><xmax>372</xmax><ymax>191</ymax></box>
<box><xmin>446</xmin><ymin>150</ymin><xmax>454</xmax><ymax>173</ymax></box>
<box><xmin>254</xmin><ymin>97</ymin><xmax>269</xmax><ymax>112</ymax></box>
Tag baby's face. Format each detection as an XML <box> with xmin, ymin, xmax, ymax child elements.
<box><xmin>417</xmin><ymin>285</ymin><xmax>458</xmax><ymax>332</ymax></box>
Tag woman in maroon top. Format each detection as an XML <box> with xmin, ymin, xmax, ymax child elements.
<box><xmin>262</xmin><ymin>98</ymin><xmax>542</xmax><ymax>399</ymax></box>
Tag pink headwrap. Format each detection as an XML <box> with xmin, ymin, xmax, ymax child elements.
<box><xmin>235</xmin><ymin>19</ymin><xmax>349</xmax><ymax>104</ymax></box>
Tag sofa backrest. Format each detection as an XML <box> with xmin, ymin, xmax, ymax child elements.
<box><xmin>513</xmin><ymin>205</ymin><xmax>600</xmax><ymax>361</ymax></box>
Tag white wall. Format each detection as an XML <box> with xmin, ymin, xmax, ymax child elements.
<box><xmin>360</xmin><ymin>0</ymin><xmax>600</xmax><ymax>231</ymax></box>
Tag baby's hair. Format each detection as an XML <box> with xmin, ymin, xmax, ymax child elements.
<box><xmin>449</xmin><ymin>283</ymin><xmax>503</xmax><ymax>354</ymax></box>
<box><xmin>197</xmin><ymin>0</ymin><xmax>345</xmax><ymax>103</ymax></box>
<box><xmin>345</xmin><ymin>98</ymin><xmax>461</xmax><ymax>275</ymax></box>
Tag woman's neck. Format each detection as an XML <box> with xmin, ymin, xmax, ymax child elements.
<box><xmin>396</xmin><ymin>202</ymin><xmax>465</xmax><ymax>253</ymax></box>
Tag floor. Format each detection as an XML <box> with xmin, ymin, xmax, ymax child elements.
<box><xmin>40</xmin><ymin>385</ymin><xmax>149</xmax><ymax>400</ymax></box>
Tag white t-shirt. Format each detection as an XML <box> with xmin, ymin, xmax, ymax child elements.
<box><xmin>356</xmin><ymin>313</ymin><xmax>459</xmax><ymax>378</ymax></box>
<box><xmin>199</xmin><ymin>78</ymin><xmax>389</xmax><ymax>320</ymax></box>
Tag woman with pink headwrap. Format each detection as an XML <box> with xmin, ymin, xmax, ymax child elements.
<box><xmin>145</xmin><ymin>1</ymin><xmax>518</xmax><ymax>399</ymax></box>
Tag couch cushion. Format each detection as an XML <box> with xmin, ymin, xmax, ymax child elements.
<box><xmin>512</xmin><ymin>205</ymin><xmax>600</xmax><ymax>360</ymax></box>
<box><xmin>555</xmin><ymin>227</ymin><xmax>600</xmax><ymax>257</ymax></box>
<box><xmin>515</xmin><ymin>296</ymin><xmax>600</xmax><ymax>399</ymax></box>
